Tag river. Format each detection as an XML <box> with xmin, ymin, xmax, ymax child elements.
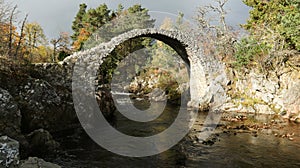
<box><xmin>50</xmin><ymin>99</ymin><xmax>300</xmax><ymax>168</ymax></box>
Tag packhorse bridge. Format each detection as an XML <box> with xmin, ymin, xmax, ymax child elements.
<box><xmin>65</xmin><ymin>28</ymin><xmax>226</xmax><ymax>107</ymax></box>
<box><xmin>0</xmin><ymin>28</ymin><xmax>228</xmax><ymax>162</ymax></box>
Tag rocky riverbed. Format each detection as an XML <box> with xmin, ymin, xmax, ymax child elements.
<box><xmin>188</xmin><ymin>111</ymin><xmax>299</xmax><ymax>145</ymax></box>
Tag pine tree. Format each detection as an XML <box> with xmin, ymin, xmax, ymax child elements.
<box><xmin>243</xmin><ymin>0</ymin><xmax>300</xmax><ymax>51</ymax></box>
<box><xmin>71</xmin><ymin>3</ymin><xmax>87</xmax><ymax>41</ymax></box>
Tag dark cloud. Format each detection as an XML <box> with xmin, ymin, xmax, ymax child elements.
<box><xmin>11</xmin><ymin>0</ymin><xmax>250</xmax><ymax>39</ymax></box>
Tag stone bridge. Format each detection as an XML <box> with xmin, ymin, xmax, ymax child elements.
<box><xmin>0</xmin><ymin>29</ymin><xmax>228</xmax><ymax>161</ymax></box>
<box><xmin>64</xmin><ymin>28</ymin><xmax>226</xmax><ymax>107</ymax></box>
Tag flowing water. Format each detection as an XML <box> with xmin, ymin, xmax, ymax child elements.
<box><xmin>50</xmin><ymin>99</ymin><xmax>300</xmax><ymax>168</ymax></box>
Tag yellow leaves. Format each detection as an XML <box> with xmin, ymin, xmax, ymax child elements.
<box><xmin>78</xmin><ymin>28</ymin><xmax>90</xmax><ymax>40</ymax></box>
<box><xmin>0</xmin><ymin>22</ymin><xmax>19</xmax><ymax>54</ymax></box>
<box><xmin>0</xmin><ymin>23</ymin><xmax>17</xmax><ymax>41</ymax></box>
<box><xmin>24</xmin><ymin>22</ymin><xmax>47</xmax><ymax>46</ymax></box>
<box><xmin>36</xmin><ymin>46</ymin><xmax>48</xmax><ymax>57</ymax></box>
<box><xmin>23</xmin><ymin>45</ymin><xmax>52</xmax><ymax>63</ymax></box>
<box><xmin>72</xmin><ymin>27</ymin><xmax>91</xmax><ymax>50</ymax></box>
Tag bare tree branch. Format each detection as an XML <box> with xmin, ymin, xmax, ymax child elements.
<box><xmin>14</xmin><ymin>14</ymin><xmax>28</xmax><ymax>59</ymax></box>
<box><xmin>8</xmin><ymin>5</ymin><xmax>17</xmax><ymax>57</ymax></box>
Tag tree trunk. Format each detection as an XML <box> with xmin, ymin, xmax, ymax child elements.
<box><xmin>15</xmin><ymin>14</ymin><xmax>28</xmax><ymax>59</ymax></box>
<box><xmin>8</xmin><ymin>6</ymin><xmax>17</xmax><ymax>57</ymax></box>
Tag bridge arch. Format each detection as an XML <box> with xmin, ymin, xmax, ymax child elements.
<box><xmin>65</xmin><ymin>28</ymin><xmax>208</xmax><ymax>106</ymax></box>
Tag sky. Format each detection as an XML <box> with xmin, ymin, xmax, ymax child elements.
<box><xmin>10</xmin><ymin>0</ymin><xmax>250</xmax><ymax>39</ymax></box>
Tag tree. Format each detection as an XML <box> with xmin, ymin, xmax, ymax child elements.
<box><xmin>83</xmin><ymin>4</ymin><xmax>111</xmax><ymax>32</ymax></box>
<box><xmin>83</xmin><ymin>4</ymin><xmax>155</xmax><ymax>49</ymax></box>
<box><xmin>243</xmin><ymin>0</ymin><xmax>300</xmax><ymax>51</ymax></box>
<box><xmin>14</xmin><ymin>14</ymin><xmax>28</xmax><ymax>59</ymax></box>
<box><xmin>149</xmin><ymin>13</ymin><xmax>188</xmax><ymax>83</ymax></box>
<box><xmin>0</xmin><ymin>1</ymin><xmax>20</xmax><ymax>58</ymax></box>
<box><xmin>0</xmin><ymin>1</ymin><xmax>51</xmax><ymax>62</ymax></box>
<box><xmin>7</xmin><ymin>5</ymin><xmax>17</xmax><ymax>56</ymax></box>
<box><xmin>88</xmin><ymin>4</ymin><xmax>155</xmax><ymax>83</ymax></box>
<box><xmin>29</xmin><ymin>45</ymin><xmax>52</xmax><ymax>63</ymax></box>
<box><xmin>116</xmin><ymin>4</ymin><xmax>124</xmax><ymax>16</ymax></box>
<box><xmin>71</xmin><ymin>3</ymin><xmax>156</xmax><ymax>51</ymax></box>
<box><xmin>0</xmin><ymin>0</ymin><xmax>13</xmax><ymax>23</ymax></box>
<box><xmin>51</xmin><ymin>32</ymin><xmax>71</xmax><ymax>62</ymax></box>
<box><xmin>71</xmin><ymin>4</ymin><xmax>113</xmax><ymax>51</ymax></box>
<box><xmin>23</xmin><ymin>22</ymin><xmax>48</xmax><ymax>62</ymax></box>
<box><xmin>70</xmin><ymin>4</ymin><xmax>156</xmax><ymax>83</ymax></box>
<box><xmin>232</xmin><ymin>0</ymin><xmax>300</xmax><ymax>70</ymax></box>
<box><xmin>196</xmin><ymin>0</ymin><xmax>237</xmax><ymax>62</ymax></box>
<box><xmin>71</xmin><ymin>3</ymin><xmax>87</xmax><ymax>41</ymax></box>
<box><xmin>24</xmin><ymin>22</ymin><xmax>47</xmax><ymax>48</ymax></box>
<box><xmin>0</xmin><ymin>22</ymin><xmax>17</xmax><ymax>55</ymax></box>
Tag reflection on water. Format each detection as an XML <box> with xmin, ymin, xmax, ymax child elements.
<box><xmin>51</xmin><ymin>100</ymin><xmax>300</xmax><ymax>168</ymax></box>
<box><xmin>112</xmin><ymin>99</ymin><xmax>179</xmax><ymax>137</ymax></box>
<box><xmin>186</xmin><ymin>132</ymin><xmax>300</xmax><ymax>167</ymax></box>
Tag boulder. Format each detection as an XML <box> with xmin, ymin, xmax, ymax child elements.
<box><xmin>18</xmin><ymin>79</ymin><xmax>76</xmax><ymax>133</ymax></box>
<box><xmin>20</xmin><ymin>157</ymin><xmax>60</xmax><ymax>168</ymax></box>
<box><xmin>0</xmin><ymin>136</ymin><xmax>19</xmax><ymax>168</ymax></box>
<box><xmin>283</xmin><ymin>80</ymin><xmax>300</xmax><ymax>117</ymax></box>
<box><xmin>0</xmin><ymin>88</ymin><xmax>24</xmax><ymax>141</ymax></box>
<box><xmin>96</xmin><ymin>88</ymin><xmax>116</xmax><ymax>119</ymax></box>
<box><xmin>26</xmin><ymin>129</ymin><xmax>60</xmax><ymax>156</ymax></box>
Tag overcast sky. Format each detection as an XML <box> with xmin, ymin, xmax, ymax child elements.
<box><xmin>10</xmin><ymin>0</ymin><xmax>250</xmax><ymax>39</ymax></box>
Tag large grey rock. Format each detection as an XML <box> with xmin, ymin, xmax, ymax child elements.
<box><xmin>31</xmin><ymin>63</ymin><xmax>72</xmax><ymax>89</ymax></box>
<box><xmin>201</xmin><ymin>70</ymin><xmax>227</xmax><ymax>111</ymax></box>
<box><xmin>227</xmin><ymin>69</ymin><xmax>294</xmax><ymax>116</ymax></box>
<box><xmin>264</xmin><ymin>80</ymin><xmax>278</xmax><ymax>94</ymax></box>
<box><xmin>19</xmin><ymin>78</ymin><xmax>76</xmax><ymax>133</ymax></box>
<box><xmin>96</xmin><ymin>89</ymin><xmax>116</xmax><ymax>119</ymax></box>
<box><xmin>26</xmin><ymin>129</ymin><xmax>60</xmax><ymax>155</ymax></box>
<box><xmin>283</xmin><ymin>80</ymin><xmax>300</xmax><ymax>117</ymax></box>
<box><xmin>0</xmin><ymin>88</ymin><xmax>22</xmax><ymax>140</ymax></box>
<box><xmin>0</xmin><ymin>136</ymin><xmax>19</xmax><ymax>168</ymax></box>
<box><xmin>272</xmin><ymin>96</ymin><xmax>284</xmax><ymax>112</ymax></box>
<box><xmin>250</xmin><ymin>76</ymin><xmax>263</xmax><ymax>92</ymax></box>
<box><xmin>260</xmin><ymin>92</ymin><xmax>274</xmax><ymax>104</ymax></box>
<box><xmin>20</xmin><ymin>157</ymin><xmax>60</xmax><ymax>168</ymax></box>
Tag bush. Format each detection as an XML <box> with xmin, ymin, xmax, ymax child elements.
<box><xmin>243</xmin><ymin>0</ymin><xmax>300</xmax><ymax>51</ymax></box>
<box><xmin>234</xmin><ymin>37</ymin><xmax>270</xmax><ymax>68</ymax></box>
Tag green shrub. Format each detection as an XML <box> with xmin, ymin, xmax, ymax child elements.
<box><xmin>243</xmin><ymin>0</ymin><xmax>300</xmax><ymax>51</ymax></box>
<box><xmin>234</xmin><ymin>37</ymin><xmax>270</xmax><ymax>68</ymax></box>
